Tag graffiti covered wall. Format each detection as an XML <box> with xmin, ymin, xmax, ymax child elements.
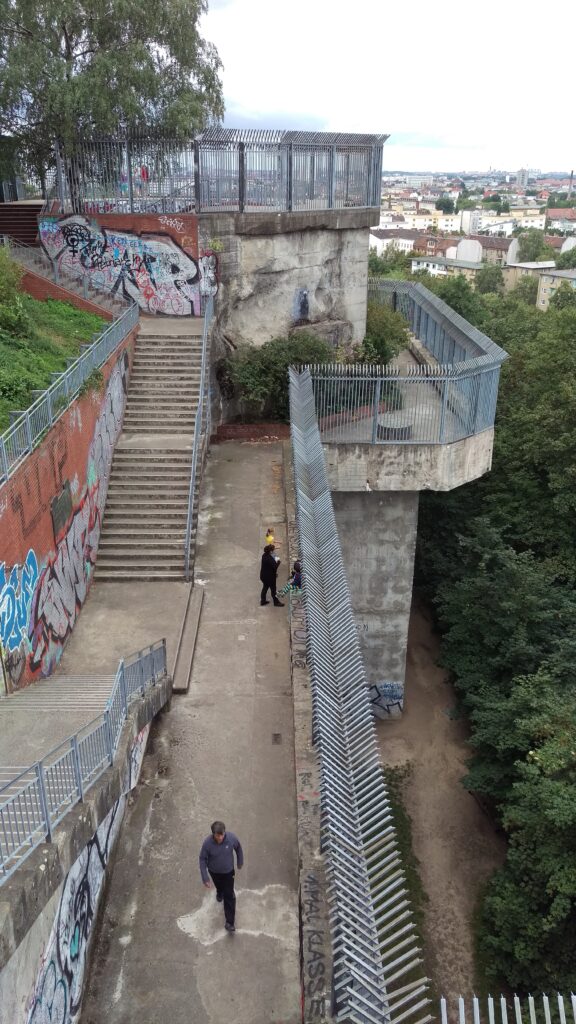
<box><xmin>0</xmin><ymin>338</ymin><xmax>135</xmax><ymax>692</ymax></box>
<box><xmin>0</xmin><ymin>723</ymin><xmax>151</xmax><ymax>1024</ymax></box>
<box><xmin>39</xmin><ymin>213</ymin><xmax>218</xmax><ymax>317</ymax></box>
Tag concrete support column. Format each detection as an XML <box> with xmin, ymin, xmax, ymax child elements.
<box><xmin>332</xmin><ymin>490</ymin><xmax>419</xmax><ymax>702</ymax></box>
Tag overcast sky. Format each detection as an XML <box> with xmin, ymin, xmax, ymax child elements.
<box><xmin>202</xmin><ymin>0</ymin><xmax>574</xmax><ymax>173</ymax></box>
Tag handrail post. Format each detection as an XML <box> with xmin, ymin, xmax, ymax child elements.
<box><xmin>238</xmin><ymin>142</ymin><xmax>246</xmax><ymax>213</ymax></box>
<box><xmin>24</xmin><ymin>412</ymin><xmax>33</xmax><ymax>452</ymax></box>
<box><xmin>104</xmin><ymin>709</ymin><xmax>114</xmax><ymax>764</ymax></box>
<box><xmin>35</xmin><ymin>762</ymin><xmax>52</xmax><ymax>842</ymax></box>
<box><xmin>119</xmin><ymin>659</ymin><xmax>128</xmax><ymax>713</ymax></box>
<box><xmin>0</xmin><ymin>438</ymin><xmax>9</xmax><ymax>482</ymax></box>
<box><xmin>71</xmin><ymin>736</ymin><xmax>84</xmax><ymax>801</ymax></box>
<box><xmin>371</xmin><ymin>378</ymin><xmax>381</xmax><ymax>444</ymax></box>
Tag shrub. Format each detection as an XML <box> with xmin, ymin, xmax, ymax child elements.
<box><xmin>220</xmin><ymin>333</ymin><xmax>333</xmax><ymax>421</ymax></box>
<box><xmin>361</xmin><ymin>300</ymin><xmax>409</xmax><ymax>364</ymax></box>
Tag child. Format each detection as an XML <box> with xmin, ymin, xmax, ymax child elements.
<box><xmin>278</xmin><ymin>560</ymin><xmax>303</xmax><ymax>597</ymax></box>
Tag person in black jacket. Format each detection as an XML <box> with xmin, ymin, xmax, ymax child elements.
<box><xmin>260</xmin><ymin>544</ymin><xmax>284</xmax><ymax>607</ymax></box>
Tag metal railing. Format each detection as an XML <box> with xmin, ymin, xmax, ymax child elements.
<box><xmin>2</xmin><ymin>234</ymin><xmax>133</xmax><ymax>309</ymax></box>
<box><xmin>49</xmin><ymin>130</ymin><xmax>387</xmax><ymax>214</ymax></box>
<box><xmin>290</xmin><ymin>366</ymin><xmax>431</xmax><ymax>1024</ymax></box>
<box><xmin>184</xmin><ymin>294</ymin><xmax>214</xmax><ymax>581</ymax></box>
<box><xmin>441</xmin><ymin>993</ymin><xmax>576</xmax><ymax>1024</ymax></box>
<box><xmin>309</xmin><ymin>280</ymin><xmax>508</xmax><ymax>446</ymax></box>
<box><xmin>0</xmin><ymin>640</ymin><xmax>167</xmax><ymax>883</ymax></box>
<box><xmin>0</xmin><ymin>284</ymin><xmax>138</xmax><ymax>486</ymax></box>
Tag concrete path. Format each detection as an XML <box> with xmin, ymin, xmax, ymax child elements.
<box><xmin>82</xmin><ymin>442</ymin><xmax>301</xmax><ymax>1024</ymax></box>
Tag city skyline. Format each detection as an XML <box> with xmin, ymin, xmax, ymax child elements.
<box><xmin>202</xmin><ymin>0</ymin><xmax>574</xmax><ymax>174</ymax></box>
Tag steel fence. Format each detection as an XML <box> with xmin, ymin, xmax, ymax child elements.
<box><xmin>0</xmin><ymin>291</ymin><xmax>138</xmax><ymax>485</ymax></box>
<box><xmin>290</xmin><ymin>366</ymin><xmax>431</xmax><ymax>1024</ymax></box>
<box><xmin>184</xmin><ymin>294</ymin><xmax>214</xmax><ymax>581</ymax></box>
<box><xmin>440</xmin><ymin>993</ymin><xmax>576</xmax><ymax>1024</ymax></box>
<box><xmin>309</xmin><ymin>281</ymin><xmax>507</xmax><ymax>446</ymax></box>
<box><xmin>0</xmin><ymin>640</ymin><xmax>166</xmax><ymax>883</ymax></box>
<box><xmin>50</xmin><ymin>130</ymin><xmax>387</xmax><ymax>214</ymax></box>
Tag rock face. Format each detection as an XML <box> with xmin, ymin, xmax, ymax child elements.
<box><xmin>199</xmin><ymin>210</ymin><xmax>376</xmax><ymax>349</ymax></box>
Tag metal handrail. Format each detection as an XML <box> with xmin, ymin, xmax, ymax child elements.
<box><xmin>0</xmin><ymin>260</ymin><xmax>139</xmax><ymax>484</ymax></box>
<box><xmin>2</xmin><ymin>233</ymin><xmax>133</xmax><ymax>307</ymax></box>
<box><xmin>0</xmin><ymin>639</ymin><xmax>167</xmax><ymax>883</ymax></box>
<box><xmin>184</xmin><ymin>294</ymin><xmax>214</xmax><ymax>581</ymax></box>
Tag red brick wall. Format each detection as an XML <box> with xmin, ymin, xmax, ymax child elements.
<box><xmin>21</xmin><ymin>270</ymin><xmax>114</xmax><ymax>320</ymax></box>
<box><xmin>0</xmin><ymin>326</ymin><xmax>137</xmax><ymax>692</ymax></box>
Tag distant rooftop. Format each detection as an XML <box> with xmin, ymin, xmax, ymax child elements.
<box><xmin>411</xmin><ymin>255</ymin><xmax>482</xmax><ymax>270</ymax></box>
<box><xmin>506</xmin><ymin>261</ymin><xmax>556</xmax><ymax>270</ymax></box>
<box><xmin>541</xmin><ymin>268</ymin><xmax>576</xmax><ymax>279</ymax></box>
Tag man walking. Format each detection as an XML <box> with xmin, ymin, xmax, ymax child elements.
<box><xmin>199</xmin><ymin>821</ymin><xmax>244</xmax><ymax>932</ymax></box>
<box><xmin>260</xmin><ymin>544</ymin><xmax>284</xmax><ymax>607</ymax></box>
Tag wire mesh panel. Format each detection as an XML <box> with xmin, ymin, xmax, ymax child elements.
<box><xmin>52</xmin><ymin>130</ymin><xmax>387</xmax><ymax>214</ymax></box>
<box><xmin>290</xmin><ymin>367</ymin><xmax>431</xmax><ymax>1024</ymax></box>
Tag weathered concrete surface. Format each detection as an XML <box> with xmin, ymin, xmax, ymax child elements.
<box><xmin>200</xmin><ymin>215</ymin><xmax>372</xmax><ymax>348</ymax></box>
<box><xmin>324</xmin><ymin>428</ymin><xmax>494</xmax><ymax>492</ymax></box>
<box><xmin>81</xmin><ymin>443</ymin><xmax>300</xmax><ymax>1024</ymax></box>
<box><xmin>333</xmin><ymin>491</ymin><xmax>419</xmax><ymax>688</ymax></box>
<box><xmin>200</xmin><ymin>207</ymin><xmax>379</xmax><ymax>238</ymax></box>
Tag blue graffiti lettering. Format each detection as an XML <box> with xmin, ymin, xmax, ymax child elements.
<box><xmin>0</xmin><ymin>549</ymin><xmax>39</xmax><ymax>652</ymax></box>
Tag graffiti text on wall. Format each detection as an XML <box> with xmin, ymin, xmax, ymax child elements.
<box><xmin>3</xmin><ymin>353</ymin><xmax>127</xmax><ymax>689</ymax></box>
<box><xmin>40</xmin><ymin>215</ymin><xmax>206</xmax><ymax>316</ymax></box>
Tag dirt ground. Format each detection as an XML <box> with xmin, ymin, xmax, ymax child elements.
<box><xmin>376</xmin><ymin>599</ymin><xmax>506</xmax><ymax>1002</ymax></box>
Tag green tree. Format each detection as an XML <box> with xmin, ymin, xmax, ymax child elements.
<box><xmin>508</xmin><ymin>275</ymin><xmax>539</xmax><ymax>304</ymax></box>
<box><xmin>549</xmin><ymin>282</ymin><xmax>576</xmax><ymax>310</ymax></box>
<box><xmin>475</xmin><ymin>264</ymin><xmax>504</xmax><ymax>295</ymax></box>
<box><xmin>435</xmin><ymin>196</ymin><xmax>455</xmax><ymax>214</ymax></box>
<box><xmin>0</xmin><ymin>0</ymin><xmax>224</xmax><ymax>188</ymax></box>
<box><xmin>517</xmin><ymin>228</ymin><xmax>551</xmax><ymax>262</ymax></box>
<box><xmin>555</xmin><ymin>246</ymin><xmax>576</xmax><ymax>269</ymax></box>
<box><xmin>423</xmin><ymin>274</ymin><xmax>486</xmax><ymax>325</ymax></box>
<box><xmin>362</xmin><ymin>300</ymin><xmax>408</xmax><ymax>363</ymax></box>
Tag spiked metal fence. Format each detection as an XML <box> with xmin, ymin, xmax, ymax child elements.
<box><xmin>49</xmin><ymin>130</ymin><xmax>387</xmax><ymax>214</ymax></box>
<box><xmin>290</xmin><ymin>365</ymin><xmax>431</xmax><ymax>1024</ymax></box>
<box><xmin>309</xmin><ymin>281</ymin><xmax>508</xmax><ymax>445</ymax></box>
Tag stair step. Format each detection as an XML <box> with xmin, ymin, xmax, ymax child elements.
<box><xmin>99</xmin><ymin>538</ymin><xmax>185</xmax><ymax>549</ymax></box>
<box><xmin>105</xmin><ymin>500</ymin><xmax>190</xmax><ymax>509</ymax></box>
<box><xmin>95</xmin><ymin>569</ymin><xmax>186</xmax><ymax>580</ymax></box>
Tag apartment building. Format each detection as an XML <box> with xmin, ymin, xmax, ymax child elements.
<box><xmin>502</xmin><ymin>261</ymin><xmax>556</xmax><ymax>293</ymax></box>
<box><xmin>411</xmin><ymin>255</ymin><xmax>482</xmax><ymax>283</ymax></box>
<box><xmin>537</xmin><ymin>268</ymin><xmax>576</xmax><ymax>310</ymax></box>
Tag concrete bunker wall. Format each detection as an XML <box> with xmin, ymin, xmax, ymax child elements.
<box><xmin>0</xmin><ymin>328</ymin><xmax>137</xmax><ymax>691</ymax></box>
<box><xmin>199</xmin><ymin>208</ymin><xmax>377</xmax><ymax>350</ymax></box>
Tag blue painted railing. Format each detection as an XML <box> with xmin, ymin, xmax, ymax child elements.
<box><xmin>184</xmin><ymin>294</ymin><xmax>214</xmax><ymax>581</ymax></box>
<box><xmin>0</xmin><ymin>639</ymin><xmax>167</xmax><ymax>883</ymax></box>
<box><xmin>0</xmin><ymin>301</ymin><xmax>138</xmax><ymax>484</ymax></box>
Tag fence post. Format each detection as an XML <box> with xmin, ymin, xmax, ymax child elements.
<box><xmin>328</xmin><ymin>146</ymin><xmax>336</xmax><ymax>209</ymax></box>
<box><xmin>24</xmin><ymin>412</ymin><xmax>33</xmax><ymax>452</ymax></box>
<box><xmin>71</xmin><ymin>736</ymin><xmax>84</xmax><ymax>801</ymax></box>
<box><xmin>35</xmin><ymin>762</ymin><xmax>52</xmax><ymax>842</ymax></box>
<box><xmin>439</xmin><ymin>379</ymin><xmax>448</xmax><ymax>443</ymax></box>
<box><xmin>162</xmin><ymin>638</ymin><xmax>167</xmax><ymax>678</ymax></box>
<box><xmin>126</xmin><ymin>138</ymin><xmax>134</xmax><ymax>215</ymax></box>
<box><xmin>0</xmin><ymin>438</ymin><xmax>9</xmax><ymax>482</ymax></box>
<box><xmin>119</xmin><ymin>660</ymin><xmax>128</xmax><ymax>713</ymax></box>
<box><xmin>371</xmin><ymin>378</ymin><xmax>382</xmax><ymax>444</ymax></box>
<box><xmin>238</xmin><ymin>142</ymin><xmax>246</xmax><ymax>213</ymax></box>
<box><xmin>193</xmin><ymin>141</ymin><xmax>201</xmax><ymax>213</ymax></box>
<box><xmin>287</xmin><ymin>143</ymin><xmax>293</xmax><ymax>212</ymax></box>
<box><xmin>104</xmin><ymin>709</ymin><xmax>114</xmax><ymax>765</ymax></box>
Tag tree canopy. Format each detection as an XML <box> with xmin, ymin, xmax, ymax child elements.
<box><xmin>0</xmin><ymin>0</ymin><xmax>223</xmax><ymax>183</ymax></box>
<box><xmin>435</xmin><ymin>196</ymin><xmax>455</xmax><ymax>214</ymax></box>
<box><xmin>415</xmin><ymin>272</ymin><xmax>576</xmax><ymax>991</ymax></box>
<box><xmin>517</xmin><ymin>228</ymin><xmax>555</xmax><ymax>263</ymax></box>
<box><xmin>475</xmin><ymin>264</ymin><xmax>504</xmax><ymax>295</ymax></box>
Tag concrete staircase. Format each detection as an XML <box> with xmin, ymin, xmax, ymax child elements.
<box><xmin>96</xmin><ymin>319</ymin><xmax>204</xmax><ymax>581</ymax></box>
<box><xmin>0</xmin><ymin>201</ymin><xmax>43</xmax><ymax>245</ymax></box>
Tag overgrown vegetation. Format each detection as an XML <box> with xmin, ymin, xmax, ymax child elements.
<box><xmin>414</xmin><ymin>273</ymin><xmax>576</xmax><ymax>992</ymax></box>
<box><xmin>0</xmin><ymin>249</ymin><xmax>107</xmax><ymax>429</ymax></box>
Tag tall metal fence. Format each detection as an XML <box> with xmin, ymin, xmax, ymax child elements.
<box><xmin>311</xmin><ymin>281</ymin><xmax>508</xmax><ymax>446</ymax></box>
<box><xmin>48</xmin><ymin>129</ymin><xmax>386</xmax><ymax>215</ymax></box>
<box><xmin>0</xmin><ymin>640</ymin><xmax>167</xmax><ymax>883</ymax></box>
<box><xmin>0</xmin><ymin>300</ymin><xmax>138</xmax><ymax>485</ymax></box>
<box><xmin>184</xmin><ymin>293</ymin><xmax>214</xmax><ymax>581</ymax></box>
<box><xmin>290</xmin><ymin>366</ymin><xmax>431</xmax><ymax>1024</ymax></box>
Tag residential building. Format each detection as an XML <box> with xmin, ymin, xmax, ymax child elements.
<box><xmin>406</xmin><ymin>174</ymin><xmax>433</xmax><ymax>188</ymax></box>
<box><xmin>537</xmin><ymin>269</ymin><xmax>576</xmax><ymax>310</ymax></box>
<box><xmin>546</xmin><ymin>208</ymin><xmax>576</xmax><ymax>232</ymax></box>
<box><xmin>460</xmin><ymin>208</ymin><xmax>546</xmax><ymax>235</ymax></box>
<box><xmin>516</xmin><ymin>168</ymin><xmax>529</xmax><ymax>189</ymax></box>
<box><xmin>411</xmin><ymin>255</ymin><xmax>482</xmax><ymax>284</ymax></box>
<box><xmin>502</xmin><ymin>261</ymin><xmax>556</xmax><ymax>293</ymax></box>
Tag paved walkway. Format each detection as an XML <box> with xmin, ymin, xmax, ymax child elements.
<box><xmin>81</xmin><ymin>442</ymin><xmax>300</xmax><ymax>1024</ymax></box>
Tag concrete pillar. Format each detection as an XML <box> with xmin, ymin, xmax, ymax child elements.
<box><xmin>332</xmin><ymin>491</ymin><xmax>419</xmax><ymax>699</ymax></box>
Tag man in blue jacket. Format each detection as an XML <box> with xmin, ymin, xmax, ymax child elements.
<box><xmin>199</xmin><ymin>820</ymin><xmax>244</xmax><ymax>932</ymax></box>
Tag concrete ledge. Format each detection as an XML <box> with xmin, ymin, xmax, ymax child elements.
<box><xmin>0</xmin><ymin>675</ymin><xmax>172</xmax><ymax>971</ymax></box>
<box><xmin>324</xmin><ymin>428</ymin><xmax>495</xmax><ymax>492</ymax></box>
<box><xmin>200</xmin><ymin>207</ymin><xmax>380</xmax><ymax>236</ymax></box>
